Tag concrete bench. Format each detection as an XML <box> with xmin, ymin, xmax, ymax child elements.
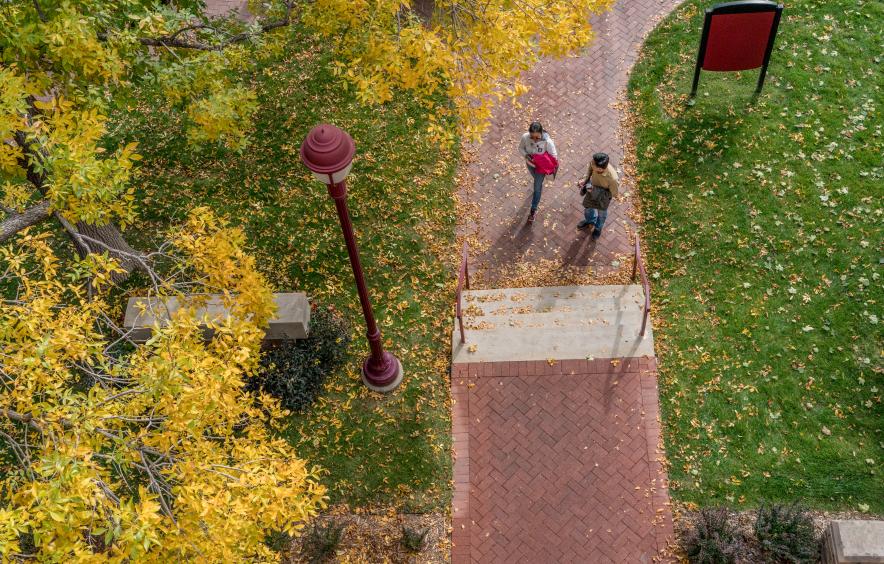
<box><xmin>823</xmin><ymin>520</ymin><xmax>884</xmax><ymax>563</ymax></box>
<box><xmin>123</xmin><ymin>293</ymin><xmax>310</xmax><ymax>343</ymax></box>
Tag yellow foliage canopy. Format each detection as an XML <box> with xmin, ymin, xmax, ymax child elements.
<box><xmin>306</xmin><ymin>0</ymin><xmax>614</xmax><ymax>143</ymax></box>
<box><xmin>0</xmin><ymin>210</ymin><xmax>326</xmax><ymax>561</ymax></box>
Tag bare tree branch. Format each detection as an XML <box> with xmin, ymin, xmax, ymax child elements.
<box><xmin>32</xmin><ymin>0</ymin><xmax>47</xmax><ymax>22</ymax></box>
<box><xmin>95</xmin><ymin>387</ymin><xmax>146</xmax><ymax>407</ymax></box>
<box><xmin>0</xmin><ymin>200</ymin><xmax>52</xmax><ymax>243</ymax></box>
<box><xmin>139</xmin><ymin>451</ymin><xmax>176</xmax><ymax>522</ymax></box>
<box><xmin>94</xmin><ymin>479</ymin><xmax>121</xmax><ymax>505</ymax></box>
<box><xmin>168</xmin><ymin>23</ymin><xmax>217</xmax><ymax>41</ymax></box>
<box><xmin>0</xmin><ymin>429</ymin><xmax>36</xmax><ymax>480</ymax></box>
<box><xmin>0</xmin><ymin>407</ymin><xmax>43</xmax><ymax>431</ymax></box>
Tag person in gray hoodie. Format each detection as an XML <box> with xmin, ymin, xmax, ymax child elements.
<box><xmin>518</xmin><ymin>121</ymin><xmax>558</xmax><ymax>224</ymax></box>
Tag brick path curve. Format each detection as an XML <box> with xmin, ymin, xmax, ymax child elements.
<box><xmin>203</xmin><ymin>0</ymin><xmax>252</xmax><ymax>20</ymax></box>
<box><xmin>459</xmin><ymin>0</ymin><xmax>682</xmax><ymax>282</ymax></box>
<box><xmin>451</xmin><ymin>1</ymin><xmax>683</xmax><ymax>561</ymax></box>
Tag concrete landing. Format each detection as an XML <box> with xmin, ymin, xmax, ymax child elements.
<box><xmin>452</xmin><ymin>285</ymin><xmax>653</xmax><ymax>363</ymax></box>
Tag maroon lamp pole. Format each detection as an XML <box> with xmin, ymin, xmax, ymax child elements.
<box><xmin>300</xmin><ymin>124</ymin><xmax>403</xmax><ymax>393</ymax></box>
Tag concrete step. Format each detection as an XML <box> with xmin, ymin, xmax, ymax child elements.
<box><xmin>461</xmin><ymin>285</ymin><xmax>646</xmax><ymax>318</ymax></box>
<box><xmin>463</xmin><ymin>285</ymin><xmax>644</xmax><ymax>309</ymax></box>
<box><xmin>451</xmin><ymin>320</ymin><xmax>653</xmax><ymax>363</ymax></box>
<box><xmin>452</xmin><ymin>284</ymin><xmax>654</xmax><ymax>364</ymax></box>
<box><xmin>462</xmin><ymin>299</ymin><xmax>644</xmax><ymax>318</ymax></box>
<box><xmin>462</xmin><ymin>308</ymin><xmax>647</xmax><ymax>331</ymax></box>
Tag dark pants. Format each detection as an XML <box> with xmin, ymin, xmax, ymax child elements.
<box><xmin>527</xmin><ymin>165</ymin><xmax>545</xmax><ymax>212</ymax></box>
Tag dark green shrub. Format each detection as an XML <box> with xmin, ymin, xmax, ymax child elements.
<box><xmin>17</xmin><ymin>531</ymin><xmax>36</xmax><ymax>557</ymax></box>
<box><xmin>400</xmin><ymin>526</ymin><xmax>429</xmax><ymax>552</ymax></box>
<box><xmin>754</xmin><ymin>502</ymin><xmax>816</xmax><ymax>563</ymax></box>
<box><xmin>263</xmin><ymin>529</ymin><xmax>292</xmax><ymax>554</ymax></box>
<box><xmin>301</xmin><ymin>521</ymin><xmax>345</xmax><ymax>564</ymax></box>
<box><xmin>683</xmin><ymin>508</ymin><xmax>743</xmax><ymax>564</ymax></box>
<box><xmin>248</xmin><ymin>305</ymin><xmax>350</xmax><ymax>412</ymax></box>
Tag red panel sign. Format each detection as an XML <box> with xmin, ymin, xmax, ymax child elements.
<box><xmin>691</xmin><ymin>1</ymin><xmax>784</xmax><ymax>97</ymax></box>
<box><xmin>703</xmin><ymin>12</ymin><xmax>777</xmax><ymax>71</ymax></box>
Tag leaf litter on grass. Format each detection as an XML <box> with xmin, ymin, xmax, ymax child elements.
<box><xmin>628</xmin><ymin>0</ymin><xmax>883</xmax><ymax>513</ymax></box>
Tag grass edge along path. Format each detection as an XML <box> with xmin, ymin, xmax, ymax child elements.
<box><xmin>628</xmin><ymin>0</ymin><xmax>883</xmax><ymax>513</ymax></box>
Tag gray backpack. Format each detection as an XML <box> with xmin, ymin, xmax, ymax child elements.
<box><xmin>582</xmin><ymin>182</ymin><xmax>612</xmax><ymax>211</ymax></box>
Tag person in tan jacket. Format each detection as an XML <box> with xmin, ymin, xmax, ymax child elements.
<box><xmin>577</xmin><ymin>152</ymin><xmax>619</xmax><ymax>239</ymax></box>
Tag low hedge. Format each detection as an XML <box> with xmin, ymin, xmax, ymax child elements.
<box><xmin>248</xmin><ymin>305</ymin><xmax>351</xmax><ymax>412</ymax></box>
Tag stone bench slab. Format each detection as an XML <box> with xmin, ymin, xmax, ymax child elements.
<box><xmin>123</xmin><ymin>293</ymin><xmax>310</xmax><ymax>343</ymax></box>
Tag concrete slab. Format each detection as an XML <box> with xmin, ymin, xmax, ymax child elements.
<box><xmin>463</xmin><ymin>285</ymin><xmax>644</xmax><ymax>313</ymax></box>
<box><xmin>123</xmin><ymin>293</ymin><xmax>310</xmax><ymax>342</ymax></box>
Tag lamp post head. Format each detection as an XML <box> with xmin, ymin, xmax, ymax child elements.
<box><xmin>300</xmin><ymin>124</ymin><xmax>356</xmax><ymax>186</ymax></box>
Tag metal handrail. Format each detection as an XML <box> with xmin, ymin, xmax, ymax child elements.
<box><xmin>456</xmin><ymin>241</ymin><xmax>470</xmax><ymax>344</ymax></box>
<box><xmin>632</xmin><ymin>234</ymin><xmax>651</xmax><ymax>337</ymax></box>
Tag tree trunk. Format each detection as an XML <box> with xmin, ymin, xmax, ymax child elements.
<box><xmin>13</xmin><ymin>115</ymin><xmax>144</xmax><ymax>284</ymax></box>
<box><xmin>74</xmin><ymin>221</ymin><xmax>143</xmax><ymax>281</ymax></box>
<box><xmin>412</xmin><ymin>0</ymin><xmax>434</xmax><ymax>22</ymax></box>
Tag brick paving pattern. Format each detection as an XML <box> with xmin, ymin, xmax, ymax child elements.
<box><xmin>451</xmin><ymin>358</ymin><xmax>674</xmax><ymax>563</ymax></box>
<box><xmin>460</xmin><ymin>0</ymin><xmax>682</xmax><ymax>281</ymax></box>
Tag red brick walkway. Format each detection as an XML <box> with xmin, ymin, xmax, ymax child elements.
<box><xmin>451</xmin><ymin>358</ymin><xmax>674</xmax><ymax>562</ymax></box>
<box><xmin>203</xmin><ymin>0</ymin><xmax>252</xmax><ymax>20</ymax></box>
<box><xmin>459</xmin><ymin>0</ymin><xmax>682</xmax><ymax>282</ymax></box>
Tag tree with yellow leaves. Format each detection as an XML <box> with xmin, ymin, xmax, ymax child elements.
<box><xmin>3</xmin><ymin>6</ymin><xmax>330</xmax><ymax>555</ymax></box>
<box><xmin>0</xmin><ymin>0</ymin><xmax>288</xmax><ymax>270</ymax></box>
<box><xmin>307</xmin><ymin>0</ymin><xmax>614</xmax><ymax>142</ymax></box>
<box><xmin>2</xmin><ymin>0</ymin><xmax>611</xmax><ymax>266</ymax></box>
<box><xmin>1</xmin><ymin>208</ymin><xmax>327</xmax><ymax>560</ymax></box>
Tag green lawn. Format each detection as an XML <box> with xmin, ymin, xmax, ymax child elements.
<box><xmin>630</xmin><ymin>0</ymin><xmax>882</xmax><ymax>512</ymax></box>
<box><xmin>108</xmin><ymin>30</ymin><xmax>456</xmax><ymax>512</ymax></box>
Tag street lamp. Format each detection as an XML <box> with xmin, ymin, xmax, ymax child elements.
<box><xmin>300</xmin><ymin>124</ymin><xmax>403</xmax><ymax>393</ymax></box>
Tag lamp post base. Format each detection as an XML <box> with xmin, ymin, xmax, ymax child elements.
<box><xmin>361</xmin><ymin>352</ymin><xmax>403</xmax><ymax>393</ymax></box>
